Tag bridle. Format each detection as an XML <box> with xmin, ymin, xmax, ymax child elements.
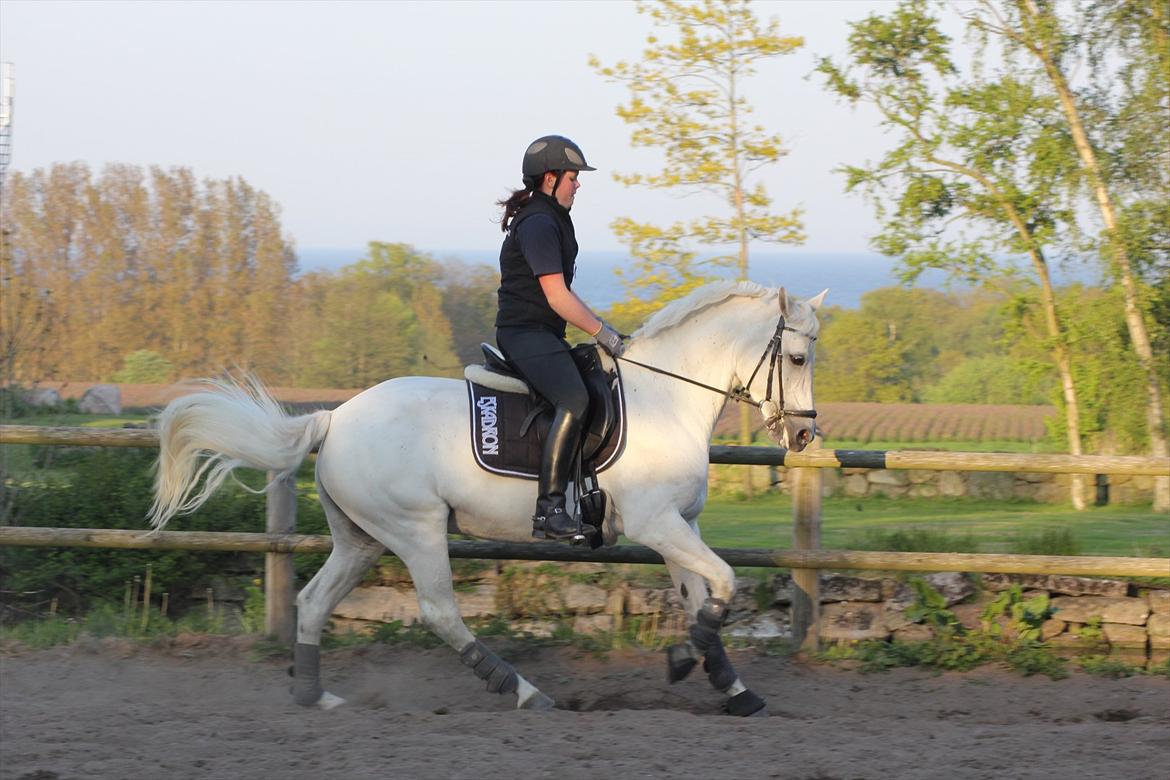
<box><xmin>616</xmin><ymin>315</ymin><xmax>818</xmax><ymax>434</ymax></box>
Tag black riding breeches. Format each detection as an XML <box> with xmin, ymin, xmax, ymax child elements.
<box><xmin>495</xmin><ymin>327</ymin><xmax>589</xmax><ymax>420</ymax></box>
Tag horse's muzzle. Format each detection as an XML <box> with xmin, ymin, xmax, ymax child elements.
<box><xmin>785</xmin><ymin>419</ymin><xmax>816</xmax><ymax>453</ymax></box>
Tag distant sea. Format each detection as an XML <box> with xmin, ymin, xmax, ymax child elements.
<box><xmin>296</xmin><ymin>247</ymin><xmax>1101</xmax><ymax>311</ymax></box>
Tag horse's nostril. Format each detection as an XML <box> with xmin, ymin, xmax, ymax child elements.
<box><xmin>798</xmin><ymin>429</ymin><xmax>811</xmax><ymax>445</ymax></box>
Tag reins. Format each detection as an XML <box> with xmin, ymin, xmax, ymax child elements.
<box><xmin>614</xmin><ymin>355</ymin><xmax>755</xmax><ymax>405</ymax></box>
<box><xmin>617</xmin><ymin>315</ymin><xmax>818</xmax><ymax>422</ymax></box>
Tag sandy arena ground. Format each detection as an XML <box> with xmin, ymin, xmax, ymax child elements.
<box><xmin>1</xmin><ymin>636</ymin><xmax>1168</xmax><ymax>780</ymax></box>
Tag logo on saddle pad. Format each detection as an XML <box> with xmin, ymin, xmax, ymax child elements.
<box><xmin>477</xmin><ymin>395</ymin><xmax>500</xmax><ymax>455</ymax></box>
<box><xmin>466</xmin><ymin>370</ymin><xmax>626</xmax><ymax>481</ymax></box>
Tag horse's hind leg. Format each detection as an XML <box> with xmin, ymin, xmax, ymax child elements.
<box><xmin>292</xmin><ymin>481</ymin><xmax>386</xmax><ymax>709</ymax></box>
<box><xmin>387</xmin><ymin>520</ymin><xmax>555</xmax><ymax>711</ymax></box>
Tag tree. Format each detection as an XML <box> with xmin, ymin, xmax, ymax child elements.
<box><xmin>438</xmin><ymin>259</ymin><xmax>498</xmax><ymax>367</ymax></box>
<box><xmin>818</xmin><ymin>0</ymin><xmax>1093</xmax><ymax>506</ymax></box>
<box><xmin>291</xmin><ymin>243</ymin><xmax>463</xmax><ymax>388</ymax></box>
<box><xmin>815</xmin><ymin>286</ymin><xmax>1025</xmax><ymax>405</ymax></box>
<box><xmin>0</xmin><ymin>163</ymin><xmax>299</xmax><ymax>384</ymax></box>
<box><xmin>352</xmin><ymin>242</ymin><xmax>460</xmax><ymax>377</ymax></box>
<box><xmin>602</xmin><ymin>235</ymin><xmax>712</xmax><ymax>335</ymax></box>
<box><xmin>924</xmin><ymin>356</ymin><xmax>1053</xmax><ymax>405</ymax></box>
<box><xmin>816</xmin><ymin>306</ymin><xmax>917</xmax><ymax>403</ymax></box>
<box><xmin>590</xmin><ymin>0</ymin><xmax>805</xmax><ymax>491</ymax></box>
<box><xmin>0</xmin><ymin>171</ymin><xmax>57</xmax><ymax>398</ymax></box>
<box><xmin>302</xmin><ymin>278</ymin><xmax>419</xmax><ymax>388</ymax></box>
<box><xmin>1051</xmin><ymin>283</ymin><xmax>1153</xmax><ymax>456</ymax></box>
<box><xmin>963</xmin><ymin>0</ymin><xmax>1168</xmax><ymax>509</ymax></box>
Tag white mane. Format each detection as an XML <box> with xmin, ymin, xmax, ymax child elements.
<box><xmin>632</xmin><ymin>280</ymin><xmax>773</xmax><ymax>340</ymax></box>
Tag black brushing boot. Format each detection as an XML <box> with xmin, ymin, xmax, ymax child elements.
<box><xmin>531</xmin><ymin>407</ymin><xmax>584</xmax><ymax>541</ymax></box>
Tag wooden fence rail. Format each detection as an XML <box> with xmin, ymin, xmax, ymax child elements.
<box><xmin>2</xmin><ymin>527</ymin><xmax>1166</xmax><ymax>578</ymax></box>
<box><xmin>3</xmin><ymin>425</ymin><xmax>1168</xmax><ymax>647</ymax></box>
<box><xmin>4</xmin><ymin>426</ymin><xmax>1168</xmax><ymax>475</ymax></box>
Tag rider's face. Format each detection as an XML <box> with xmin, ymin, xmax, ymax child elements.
<box><xmin>546</xmin><ymin>170</ymin><xmax>581</xmax><ymax>209</ymax></box>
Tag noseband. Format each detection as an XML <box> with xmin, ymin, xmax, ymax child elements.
<box><xmin>616</xmin><ymin>315</ymin><xmax>818</xmax><ymax>429</ymax></box>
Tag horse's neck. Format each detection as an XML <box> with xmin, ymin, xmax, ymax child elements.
<box><xmin>625</xmin><ymin>302</ymin><xmax>767</xmax><ymax>442</ymax></box>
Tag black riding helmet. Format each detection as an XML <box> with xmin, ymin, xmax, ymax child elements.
<box><xmin>522</xmin><ymin>135</ymin><xmax>596</xmax><ymax>195</ymax></box>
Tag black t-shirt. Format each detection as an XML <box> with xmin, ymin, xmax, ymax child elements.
<box><xmin>495</xmin><ymin>192</ymin><xmax>578</xmax><ymax>335</ymax></box>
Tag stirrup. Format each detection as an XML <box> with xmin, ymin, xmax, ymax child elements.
<box><xmin>532</xmin><ymin>507</ymin><xmax>589</xmax><ymax>542</ymax></box>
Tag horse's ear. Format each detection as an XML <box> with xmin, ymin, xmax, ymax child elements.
<box><xmin>778</xmin><ymin>287</ymin><xmax>790</xmax><ymax>317</ymax></box>
<box><xmin>806</xmin><ymin>288</ymin><xmax>829</xmax><ymax>311</ymax></box>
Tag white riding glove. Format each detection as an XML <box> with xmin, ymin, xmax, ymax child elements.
<box><xmin>592</xmin><ymin>321</ymin><xmax>626</xmax><ymax>358</ymax></box>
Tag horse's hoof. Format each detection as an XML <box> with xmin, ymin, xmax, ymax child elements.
<box><xmin>666</xmin><ymin>643</ymin><xmax>699</xmax><ymax>683</ymax></box>
<box><xmin>519</xmin><ymin>691</ymin><xmax>555</xmax><ymax>711</ymax></box>
<box><xmin>725</xmin><ymin>689</ymin><xmax>767</xmax><ymax>717</ymax></box>
<box><xmin>316</xmin><ymin>691</ymin><xmax>346</xmax><ymax>711</ymax></box>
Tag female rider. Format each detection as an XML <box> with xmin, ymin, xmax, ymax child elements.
<box><xmin>495</xmin><ymin>135</ymin><xmax>625</xmax><ymax>541</ymax></box>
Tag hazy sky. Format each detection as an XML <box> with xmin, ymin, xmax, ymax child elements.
<box><xmin>0</xmin><ymin>0</ymin><xmax>963</xmax><ymax>255</ymax></box>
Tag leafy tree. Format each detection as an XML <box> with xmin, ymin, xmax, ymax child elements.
<box><xmin>1049</xmin><ymin>284</ymin><xmax>1154</xmax><ymax>455</ymax></box>
<box><xmin>817</xmin><ymin>0</ymin><xmax>1092</xmax><ymax>506</ymax></box>
<box><xmin>591</xmin><ymin>0</ymin><xmax>805</xmax><ymax>297</ymax></box>
<box><xmin>962</xmin><ymin>0</ymin><xmax>1168</xmax><ymax>508</ymax></box>
<box><xmin>816</xmin><ymin>287</ymin><xmax>1019</xmax><ymax>404</ymax></box>
<box><xmin>590</xmin><ymin>0</ymin><xmax>805</xmax><ymax>491</ymax></box>
<box><xmin>1</xmin><ymin>163</ymin><xmax>297</xmax><ymax>384</ymax></box>
<box><xmin>817</xmin><ymin>306</ymin><xmax>916</xmax><ymax>403</ymax></box>
<box><xmin>301</xmin><ymin>271</ymin><xmax>419</xmax><ymax>388</ymax></box>
<box><xmin>351</xmin><ymin>242</ymin><xmax>460</xmax><ymax>378</ymax></box>
<box><xmin>291</xmin><ymin>243</ymin><xmax>463</xmax><ymax>387</ymax></box>
<box><xmin>923</xmin><ymin>355</ymin><xmax>1054</xmax><ymax>405</ymax></box>
<box><xmin>602</xmin><ymin>239</ymin><xmax>711</xmax><ymax>335</ymax></box>
<box><xmin>438</xmin><ymin>259</ymin><xmax>499</xmax><ymax>367</ymax></box>
<box><xmin>0</xmin><ymin>177</ymin><xmax>56</xmax><ymax>398</ymax></box>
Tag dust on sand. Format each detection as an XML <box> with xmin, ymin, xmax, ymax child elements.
<box><xmin>2</xmin><ymin>636</ymin><xmax>1167</xmax><ymax>780</ymax></box>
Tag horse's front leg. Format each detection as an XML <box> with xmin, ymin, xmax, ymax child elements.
<box><xmin>627</xmin><ymin>509</ymin><xmax>768</xmax><ymax>717</ymax></box>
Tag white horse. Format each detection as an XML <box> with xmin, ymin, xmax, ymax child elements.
<box><xmin>148</xmin><ymin>280</ymin><xmax>826</xmax><ymax>717</ymax></box>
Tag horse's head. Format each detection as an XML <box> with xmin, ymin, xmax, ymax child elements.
<box><xmin>741</xmin><ymin>287</ymin><xmax>826</xmax><ymax>452</ymax></box>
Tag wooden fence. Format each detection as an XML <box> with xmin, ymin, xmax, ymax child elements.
<box><xmin>2</xmin><ymin>425</ymin><xmax>1168</xmax><ymax>647</ymax></box>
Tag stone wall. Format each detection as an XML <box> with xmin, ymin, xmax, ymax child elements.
<box><xmin>706</xmin><ymin>464</ymin><xmax>1156</xmax><ymax>504</ymax></box>
<box><xmin>330</xmin><ymin>561</ymin><xmax>1170</xmax><ymax>669</ymax></box>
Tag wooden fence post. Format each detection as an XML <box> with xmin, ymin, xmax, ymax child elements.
<box><xmin>265</xmin><ymin>471</ymin><xmax>297</xmax><ymax>643</ymax></box>
<box><xmin>789</xmin><ymin>442</ymin><xmax>823</xmax><ymax>651</ymax></box>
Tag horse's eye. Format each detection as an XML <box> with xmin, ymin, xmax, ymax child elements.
<box><xmin>790</xmin><ymin>355</ymin><xmax>806</xmax><ymax>367</ymax></box>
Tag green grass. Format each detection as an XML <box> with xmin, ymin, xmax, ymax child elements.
<box><xmin>697</xmin><ymin>493</ymin><xmax>1170</xmax><ymax>559</ymax></box>
<box><xmin>1</xmin><ymin>412</ymin><xmax>149</xmax><ymax>428</ymax></box>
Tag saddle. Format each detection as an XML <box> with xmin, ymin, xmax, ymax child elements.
<box><xmin>465</xmin><ymin>342</ymin><xmax>626</xmax><ymax>481</ymax></box>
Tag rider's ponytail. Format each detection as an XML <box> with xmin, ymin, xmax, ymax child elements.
<box><xmin>496</xmin><ymin>187</ymin><xmax>533</xmax><ymax>232</ymax></box>
<box><xmin>497</xmin><ymin>171</ymin><xmax>558</xmax><ymax>232</ymax></box>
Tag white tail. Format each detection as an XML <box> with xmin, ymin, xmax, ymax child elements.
<box><xmin>147</xmin><ymin>375</ymin><xmax>332</xmax><ymax>530</ymax></box>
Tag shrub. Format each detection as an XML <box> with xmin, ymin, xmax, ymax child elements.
<box><xmin>111</xmin><ymin>350</ymin><xmax>174</xmax><ymax>384</ymax></box>
<box><xmin>844</xmin><ymin>527</ymin><xmax>980</xmax><ymax>553</ymax></box>
<box><xmin>0</xmin><ymin>448</ymin><xmax>327</xmax><ymax>618</ymax></box>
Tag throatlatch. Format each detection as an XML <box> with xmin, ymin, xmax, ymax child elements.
<box><xmin>460</xmin><ymin>639</ymin><xmax>520</xmax><ymax>695</ymax></box>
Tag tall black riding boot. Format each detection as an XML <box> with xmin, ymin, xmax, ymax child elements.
<box><xmin>532</xmin><ymin>407</ymin><xmax>583</xmax><ymax>540</ymax></box>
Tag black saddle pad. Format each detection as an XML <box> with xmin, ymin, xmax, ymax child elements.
<box><xmin>466</xmin><ymin>358</ymin><xmax>626</xmax><ymax>480</ymax></box>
